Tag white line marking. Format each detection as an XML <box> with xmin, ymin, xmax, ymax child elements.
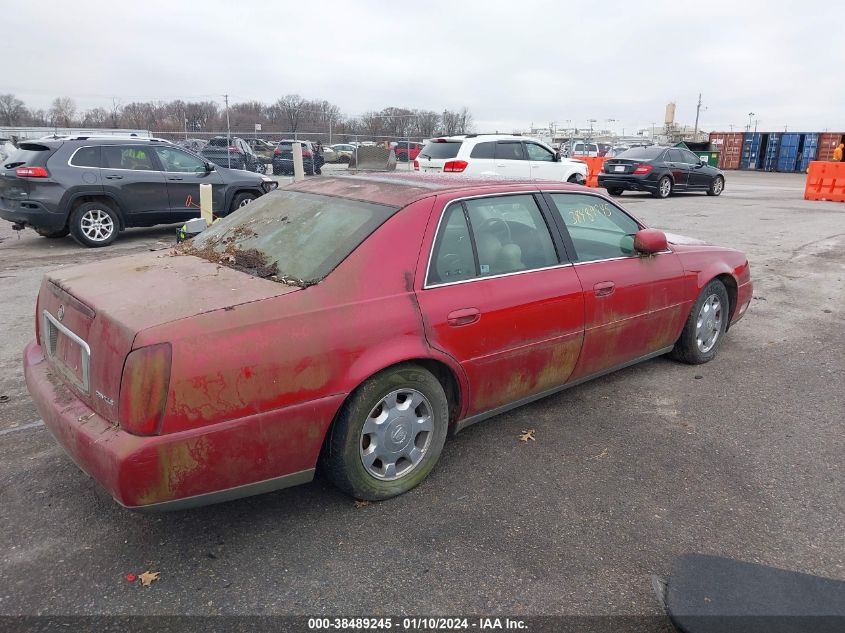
<box><xmin>0</xmin><ymin>420</ymin><xmax>46</xmax><ymax>436</ymax></box>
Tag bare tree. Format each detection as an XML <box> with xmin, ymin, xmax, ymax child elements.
<box><xmin>0</xmin><ymin>94</ymin><xmax>27</xmax><ymax>126</ymax></box>
<box><xmin>414</xmin><ymin>110</ymin><xmax>440</xmax><ymax>138</ymax></box>
<box><xmin>49</xmin><ymin>97</ymin><xmax>76</xmax><ymax>127</ymax></box>
<box><xmin>274</xmin><ymin>94</ymin><xmax>306</xmax><ymax>134</ymax></box>
<box><xmin>81</xmin><ymin>107</ymin><xmax>110</xmax><ymax>127</ymax></box>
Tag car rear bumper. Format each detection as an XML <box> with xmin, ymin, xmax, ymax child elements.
<box><xmin>24</xmin><ymin>341</ymin><xmax>346</xmax><ymax>511</ymax></box>
<box><xmin>597</xmin><ymin>173</ymin><xmax>659</xmax><ymax>192</ymax></box>
<box><xmin>0</xmin><ymin>199</ymin><xmax>65</xmax><ymax>230</ymax></box>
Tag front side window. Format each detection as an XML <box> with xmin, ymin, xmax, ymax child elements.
<box><xmin>550</xmin><ymin>193</ymin><xmax>640</xmax><ymax>262</ymax></box>
<box><xmin>525</xmin><ymin>143</ymin><xmax>554</xmax><ymax>161</ymax></box>
<box><xmin>495</xmin><ymin>142</ymin><xmax>525</xmax><ymax>161</ymax></box>
<box><xmin>101</xmin><ymin>145</ymin><xmax>156</xmax><ymax>171</ymax></box>
<box><xmin>70</xmin><ymin>146</ymin><xmax>101</xmax><ymax>168</ymax></box>
<box><xmin>154</xmin><ymin>147</ymin><xmax>206</xmax><ymax>173</ymax></box>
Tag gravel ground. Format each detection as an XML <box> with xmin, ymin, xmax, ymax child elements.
<box><xmin>0</xmin><ymin>170</ymin><xmax>842</xmax><ymax>626</ymax></box>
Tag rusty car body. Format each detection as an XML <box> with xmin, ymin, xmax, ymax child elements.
<box><xmin>24</xmin><ymin>174</ymin><xmax>752</xmax><ymax>510</ymax></box>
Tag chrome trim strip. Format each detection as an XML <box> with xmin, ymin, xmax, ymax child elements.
<box><xmin>67</xmin><ymin>144</ymin><xmax>162</xmax><ymax>172</ymax></box>
<box><xmin>424</xmin><ymin>261</ymin><xmax>574</xmax><ymax>289</ymax></box>
<box><xmin>41</xmin><ymin>309</ymin><xmax>91</xmax><ymax>394</ymax></box>
<box><xmin>453</xmin><ymin>345</ymin><xmax>674</xmax><ymax>434</ymax></box>
<box><xmin>126</xmin><ymin>468</ymin><xmax>315</xmax><ymax>512</ymax></box>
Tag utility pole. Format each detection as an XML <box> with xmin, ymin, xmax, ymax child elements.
<box><xmin>693</xmin><ymin>93</ymin><xmax>703</xmax><ymax>140</ymax></box>
<box><xmin>224</xmin><ymin>94</ymin><xmax>231</xmax><ymax>168</ymax></box>
<box><xmin>747</xmin><ymin>112</ymin><xmax>755</xmax><ymax>133</ymax></box>
<box><xmin>184</xmin><ymin>117</ymin><xmax>188</xmax><ymax>141</ymax></box>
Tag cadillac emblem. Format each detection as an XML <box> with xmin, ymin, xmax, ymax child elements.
<box><xmin>57</xmin><ymin>305</ymin><xmax>65</xmax><ymax>321</ymax></box>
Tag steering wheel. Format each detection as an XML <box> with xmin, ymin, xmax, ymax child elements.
<box><xmin>479</xmin><ymin>217</ymin><xmax>512</xmax><ymax>243</ymax></box>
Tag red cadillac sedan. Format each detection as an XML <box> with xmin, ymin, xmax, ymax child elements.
<box><xmin>24</xmin><ymin>174</ymin><xmax>752</xmax><ymax>510</ymax></box>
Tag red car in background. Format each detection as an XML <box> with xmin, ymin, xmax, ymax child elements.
<box><xmin>24</xmin><ymin>174</ymin><xmax>752</xmax><ymax>510</ymax></box>
<box><xmin>393</xmin><ymin>141</ymin><xmax>423</xmax><ymax>162</ymax></box>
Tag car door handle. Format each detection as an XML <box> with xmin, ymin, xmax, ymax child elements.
<box><xmin>167</xmin><ymin>177</ymin><xmax>183</xmax><ymax>181</ymax></box>
<box><xmin>104</xmin><ymin>175</ymin><xmax>123</xmax><ymax>180</ymax></box>
<box><xmin>594</xmin><ymin>282</ymin><xmax>615</xmax><ymax>297</ymax></box>
<box><xmin>447</xmin><ymin>308</ymin><xmax>480</xmax><ymax>327</ymax></box>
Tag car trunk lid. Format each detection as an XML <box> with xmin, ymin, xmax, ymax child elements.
<box><xmin>0</xmin><ymin>142</ymin><xmax>58</xmax><ymax>203</ymax></box>
<box><xmin>602</xmin><ymin>158</ymin><xmax>643</xmax><ymax>174</ymax></box>
<box><xmin>415</xmin><ymin>139</ymin><xmax>464</xmax><ymax>173</ymax></box>
<box><xmin>38</xmin><ymin>251</ymin><xmax>300</xmax><ymax>423</ymax></box>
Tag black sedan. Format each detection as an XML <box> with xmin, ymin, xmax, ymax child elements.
<box><xmin>598</xmin><ymin>146</ymin><xmax>725</xmax><ymax>199</ymax></box>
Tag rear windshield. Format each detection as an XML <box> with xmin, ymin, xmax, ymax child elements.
<box><xmin>419</xmin><ymin>141</ymin><xmax>462</xmax><ymax>159</ymax></box>
<box><xmin>184</xmin><ymin>191</ymin><xmax>398</xmax><ymax>285</ymax></box>
<box><xmin>207</xmin><ymin>138</ymin><xmax>231</xmax><ymax>147</ymax></box>
<box><xmin>616</xmin><ymin>147</ymin><xmax>665</xmax><ymax>160</ymax></box>
<box><xmin>2</xmin><ymin>143</ymin><xmax>52</xmax><ymax>168</ymax></box>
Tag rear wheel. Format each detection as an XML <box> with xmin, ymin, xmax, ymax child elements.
<box><xmin>321</xmin><ymin>364</ymin><xmax>449</xmax><ymax>500</ymax></box>
<box><xmin>607</xmin><ymin>188</ymin><xmax>624</xmax><ymax>196</ymax></box>
<box><xmin>671</xmin><ymin>279</ymin><xmax>730</xmax><ymax>364</ymax></box>
<box><xmin>653</xmin><ymin>176</ymin><xmax>672</xmax><ymax>198</ymax></box>
<box><xmin>69</xmin><ymin>201</ymin><xmax>119</xmax><ymax>248</ymax></box>
<box><xmin>707</xmin><ymin>176</ymin><xmax>724</xmax><ymax>196</ymax></box>
<box><xmin>567</xmin><ymin>173</ymin><xmax>585</xmax><ymax>184</ymax></box>
<box><xmin>230</xmin><ymin>192</ymin><xmax>257</xmax><ymax>213</ymax></box>
<box><xmin>35</xmin><ymin>227</ymin><xmax>69</xmax><ymax>239</ymax></box>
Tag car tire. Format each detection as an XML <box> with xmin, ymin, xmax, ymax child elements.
<box><xmin>35</xmin><ymin>227</ymin><xmax>70</xmax><ymax>238</ymax></box>
<box><xmin>653</xmin><ymin>176</ymin><xmax>672</xmax><ymax>198</ymax></box>
<box><xmin>607</xmin><ymin>188</ymin><xmax>624</xmax><ymax>196</ymax></box>
<box><xmin>707</xmin><ymin>176</ymin><xmax>724</xmax><ymax>196</ymax></box>
<box><xmin>670</xmin><ymin>279</ymin><xmax>730</xmax><ymax>365</ymax></box>
<box><xmin>230</xmin><ymin>192</ymin><xmax>257</xmax><ymax>213</ymax></box>
<box><xmin>321</xmin><ymin>363</ymin><xmax>449</xmax><ymax>501</ymax></box>
<box><xmin>69</xmin><ymin>201</ymin><xmax>120</xmax><ymax>248</ymax></box>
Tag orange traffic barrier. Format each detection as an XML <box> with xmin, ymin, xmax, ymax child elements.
<box><xmin>804</xmin><ymin>160</ymin><xmax>845</xmax><ymax>202</ymax></box>
<box><xmin>571</xmin><ymin>156</ymin><xmax>608</xmax><ymax>187</ymax></box>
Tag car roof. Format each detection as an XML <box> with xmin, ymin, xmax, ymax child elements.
<box><xmin>285</xmin><ymin>173</ymin><xmax>588</xmax><ymax>207</ymax></box>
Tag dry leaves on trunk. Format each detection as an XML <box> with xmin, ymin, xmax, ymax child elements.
<box><xmin>519</xmin><ymin>429</ymin><xmax>536</xmax><ymax>442</ymax></box>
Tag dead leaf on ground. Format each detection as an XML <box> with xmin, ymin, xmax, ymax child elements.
<box><xmin>519</xmin><ymin>429</ymin><xmax>536</xmax><ymax>442</ymax></box>
<box><xmin>354</xmin><ymin>500</ymin><xmax>371</xmax><ymax>508</ymax></box>
<box><xmin>590</xmin><ymin>447</ymin><xmax>609</xmax><ymax>460</ymax></box>
<box><xmin>139</xmin><ymin>571</ymin><xmax>161</xmax><ymax>587</ymax></box>
<box><xmin>77</xmin><ymin>412</ymin><xmax>95</xmax><ymax>422</ymax></box>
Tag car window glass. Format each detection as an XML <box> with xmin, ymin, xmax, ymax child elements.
<box><xmin>154</xmin><ymin>147</ymin><xmax>206</xmax><ymax>173</ymax></box>
<box><xmin>495</xmin><ymin>142</ymin><xmax>525</xmax><ymax>161</ymax></box>
<box><xmin>70</xmin><ymin>146</ymin><xmax>101</xmax><ymax>168</ymax></box>
<box><xmin>469</xmin><ymin>142</ymin><xmax>495</xmax><ymax>158</ymax></box>
<box><xmin>525</xmin><ymin>143</ymin><xmax>554</xmax><ymax>161</ymax></box>
<box><xmin>101</xmin><ymin>145</ymin><xmax>156</xmax><ymax>171</ymax></box>
<box><xmin>683</xmin><ymin>150</ymin><xmax>702</xmax><ymax>164</ymax></box>
<box><xmin>666</xmin><ymin>149</ymin><xmax>684</xmax><ymax>163</ymax></box>
<box><xmin>465</xmin><ymin>194</ymin><xmax>557</xmax><ymax>276</ymax></box>
<box><xmin>427</xmin><ymin>203</ymin><xmax>477</xmax><ymax>286</ymax></box>
<box><xmin>419</xmin><ymin>141</ymin><xmax>463</xmax><ymax>159</ymax></box>
<box><xmin>550</xmin><ymin>193</ymin><xmax>640</xmax><ymax>262</ymax></box>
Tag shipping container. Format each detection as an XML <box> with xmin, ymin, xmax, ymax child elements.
<box><xmin>777</xmin><ymin>133</ymin><xmax>801</xmax><ymax>172</ymax></box>
<box><xmin>741</xmin><ymin>132</ymin><xmax>780</xmax><ymax>170</ymax></box>
<box><xmin>817</xmin><ymin>132</ymin><xmax>845</xmax><ymax>161</ymax></box>
<box><xmin>709</xmin><ymin>132</ymin><xmax>743</xmax><ymax>169</ymax></box>
<box><xmin>798</xmin><ymin>134</ymin><xmax>819</xmax><ymax>172</ymax></box>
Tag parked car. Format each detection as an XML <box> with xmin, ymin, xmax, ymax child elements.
<box><xmin>414</xmin><ymin>134</ymin><xmax>587</xmax><ymax>183</ymax></box>
<box><xmin>393</xmin><ymin>141</ymin><xmax>423</xmax><ymax>162</ymax></box>
<box><xmin>0</xmin><ymin>137</ymin><xmax>277</xmax><ymax>247</ymax></box>
<box><xmin>201</xmin><ymin>136</ymin><xmax>262</xmax><ymax>172</ymax></box>
<box><xmin>243</xmin><ymin>138</ymin><xmax>276</xmax><ymax>166</ymax></box>
<box><xmin>272</xmin><ymin>140</ymin><xmax>324</xmax><ymax>175</ymax></box>
<box><xmin>329</xmin><ymin>143</ymin><xmax>356</xmax><ymax>164</ymax></box>
<box><xmin>599</xmin><ymin>146</ymin><xmax>725</xmax><ymax>199</ymax></box>
<box><xmin>565</xmin><ymin>141</ymin><xmax>599</xmax><ymax>157</ymax></box>
<box><xmin>598</xmin><ymin>143</ymin><xmax>611</xmax><ymax>157</ymax></box>
<box><xmin>24</xmin><ymin>173</ymin><xmax>752</xmax><ymax>509</ymax></box>
<box><xmin>175</xmin><ymin>138</ymin><xmax>208</xmax><ymax>154</ymax></box>
<box><xmin>320</xmin><ymin>145</ymin><xmax>337</xmax><ymax>164</ymax></box>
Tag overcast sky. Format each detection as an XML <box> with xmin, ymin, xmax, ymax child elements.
<box><xmin>4</xmin><ymin>0</ymin><xmax>843</xmax><ymax>134</ymax></box>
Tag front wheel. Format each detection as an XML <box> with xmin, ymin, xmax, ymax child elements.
<box><xmin>653</xmin><ymin>176</ymin><xmax>672</xmax><ymax>198</ymax></box>
<box><xmin>671</xmin><ymin>279</ymin><xmax>730</xmax><ymax>364</ymax></box>
<box><xmin>320</xmin><ymin>364</ymin><xmax>449</xmax><ymax>500</ymax></box>
<box><xmin>230</xmin><ymin>192</ymin><xmax>257</xmax><ymax>213</ymax></box>
<box><xmin>69</xmin><ymin>201</ymin><xmax>119</xmax><ymax>247</ymax></box>
<box><xmin>707</xmin><ymin>176</ymin><xmax>724</xmax><ymax>196</ymax></box>
<box><xmin>606</xmin><ymin>188</ymin><xmax>624</xmax><ymax>196</ymax></box>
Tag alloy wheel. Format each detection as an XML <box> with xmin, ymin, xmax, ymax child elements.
<box><xmin>79</xmin><ymin>209</ymin><xmax>114</xmax><ymax>242</ymax></box>
<box><xmin>695</xmin><ymin>294</ymin><xmax>723</xmax><ymax>353</ymax></box>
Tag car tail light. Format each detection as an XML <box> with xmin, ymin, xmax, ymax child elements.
<box><xmin>228</xmin><ymin>146</ymin><xmax>242</xmax><ymax>154</ymax></box>
<box><xmin>119</xmin><ymin>343</ymin><xmax>172</xmax><ymax>436</ymax></box>
<box><xmin>443</xmin><ymin>160</ymin><xmax>468</xmax><ymax>173</ymax></box>
<box><xmin>302</xmin><ymin>149</ymin><xmax>313</xmax><ymax>158</ymax></box>
<box><xmin>16</xmin><ymin>166</ymin><xmax>49</xmax><ymax>177</ymax></box>
<box><xmin>274</xmin><ymin>148</ymin><xmax>281</xmax><ymax>155</ymax></box>
<box><xmin>633</xmin><ymin>164</ymin><xmax>653</xmax><ymax>175</ymax></box>
<box><xmin>413</xmin><ymin>160</ymin><xmax>419</xmax><ymax>170</ymax></box>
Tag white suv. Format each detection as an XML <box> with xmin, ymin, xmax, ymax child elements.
<box><xmin>414</xmin><ymin>134</ymin><xmax>587</xmax><ymax>183</ymax></box>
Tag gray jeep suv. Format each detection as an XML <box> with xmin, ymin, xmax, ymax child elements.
<box><xmin>0</xmin><ymin>137</ymin><xmax>278</xmax><ymax>247</ymax></box>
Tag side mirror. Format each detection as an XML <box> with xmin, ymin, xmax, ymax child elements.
<box><xmin>634</xmin><ymin>228</ymin><xmax>668</xmax><ymax>255</ymax></box>
<box><xmin>205</xmin><ymin>162</ymin><xmax>215</xmax><ymax>172</ymax></box>
<box><xmin>554</xmin><ymin>151</ymin><xmax>561</xmax><ymax>162</ymax></box>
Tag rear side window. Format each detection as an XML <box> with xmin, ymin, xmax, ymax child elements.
<box><xmin>469</xmin><ymin>142</ymin><xmax>495</xmax><ymax>158</ymax></box>
<box><xmin>69</xmin><ymin>146</ymin><xmax>101</xmax><ymax>168</ymax></box>
<box><xmin>495</xmin><ymin>142</ymin><xmax>525</xmax><ymax>161</ymax></box>
<box><xmin>419</xmin><ymin>141</ymin><xmax>462</xmax><ymax>159</ymax></box>
<box><xmin>102</xmin><ymin>146</ymin><xmax>156</xmax><ymax>171</ymax></box>
<box><xmin>208</xmin><ymin>138</ymin><xmax>230</xmax><ymax>147</ymax></box>
<box><xmin>666</xmin><ymin>149</ymin><xmax>684</xmax><ymax>163</ymax></box>
<box><xmin>427</xmin><ymin>204</ymin><xmax>477</xmax><ymax>285</ymax></box>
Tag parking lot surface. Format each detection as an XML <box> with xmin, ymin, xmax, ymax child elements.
<box><xmin>0</xmin><ymin>170</ymin><xmax>842</xmax><ymax>618</ymax></box>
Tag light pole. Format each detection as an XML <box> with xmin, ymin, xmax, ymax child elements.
<box><xmin>588</xmin><ymin>119</ymin><xmax>596</xmax><ymax>140</ymax></box>
<box><xmin>606</xmin><ymin>118</ymin><xmax>616</xmax><ymax>140</ymax></box>
<box><xmin>747</xmin><ymin>112</ymin><xmax>755</xmax><ymax>133</ymax></box>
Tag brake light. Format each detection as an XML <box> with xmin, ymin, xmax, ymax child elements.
<box><xmin>228</xmin><ymin>146</ymin><xmax>242</xmax><ymax>154</ymax></box>
<box><xmin>413</xmin><ymin>160</ymin><xmax>419</xmax><ymax>170</ymax></box>
<box><xmin>119</xmin><ymin>343</ymin><xmax>172</xmax><ymax>436</ymax></box>
<box><xmin>443</xmin><ymin>160</ymin><xmax>468</xmax><ymax>173</ymax></box>
<box><xmin>274</xmin><ymin>148</ymin><xmax>282</xmax><ymax>155</ymax></box>
<box><xmin>434</xmin><ymin>138</ymin><xmax>446</xmax><ymax>143</ymax></box>
<box><xmin>302</xmin><ymin>149</ymin><xmax>313</xmax><ymax>158</ymax></box>
<box><xmin>16</xmin><ymin>166</ymin><xmax>49</xmax><ymax>177</ymax></box>
<box><xmin>633</xmin><ymin>164</ymin><xmax>653</xmax><ymax>175</ymax></box>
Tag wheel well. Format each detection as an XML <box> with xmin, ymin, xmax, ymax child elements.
<box><xmin>69</xmin><ymin>195</ymin><xmax>125</xmax><ymax>229</ymax></box>
<box><xmin>714</xmin><ymin>273</ymin><xmax>737</xmax><ymax>329</ymax></box>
